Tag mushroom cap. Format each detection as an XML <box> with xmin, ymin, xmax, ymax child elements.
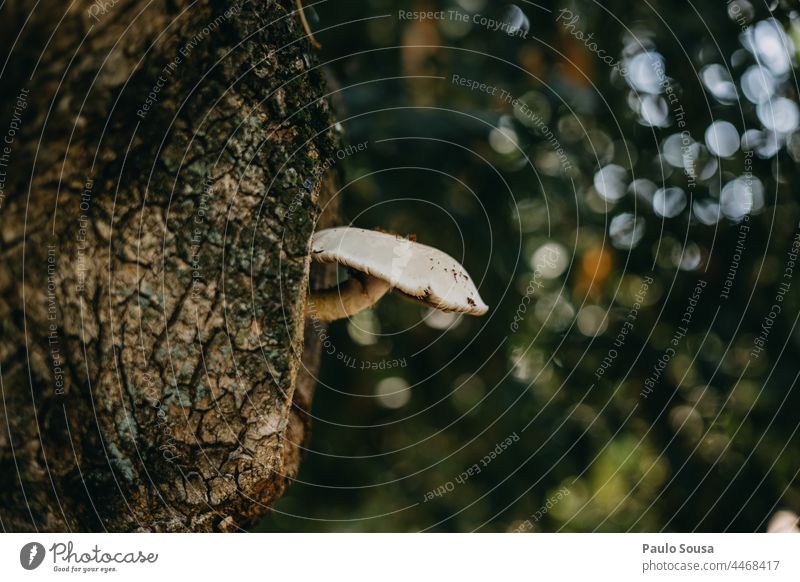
<box><xmin>311</xmin><ymin>227</ymin><xmax>488</xmax><ymax>315</ymax></box>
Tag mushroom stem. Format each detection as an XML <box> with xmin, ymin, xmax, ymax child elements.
<box><xmin>307</xmin><ymin>274</ymin><xmax>392</xmax><ymax>321</ymax></box>
<box><xmin>295</xmin><ymin>0</ymin><xmax>322</xmax><ymax>49</ymax></box>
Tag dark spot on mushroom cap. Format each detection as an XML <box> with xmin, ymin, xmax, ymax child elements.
<box><xmin>467</xmin><ymin>297</ymin><xmax>476</xmax><ymax>306</ymax></box>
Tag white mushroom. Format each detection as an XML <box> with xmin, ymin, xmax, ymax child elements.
<box><xmin>307</xmin><ymin>227</ymin><xmax>488</xmax><ymax>321</ymax></box>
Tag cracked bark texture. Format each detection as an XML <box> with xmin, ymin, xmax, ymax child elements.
<box><xmin>0</xmin><ymin>0</ymin><xmax>336</xmax><ymax>531</ymax></box>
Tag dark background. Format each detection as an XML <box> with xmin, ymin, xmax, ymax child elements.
<box><xmin>261</xmin><ymin>0</ymin><xmax>800</xmax><ymax>532</ymax></box>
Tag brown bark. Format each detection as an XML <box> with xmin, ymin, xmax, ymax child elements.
<box><xmin>0</xmin><ymin>0</ymin><xmax>336</xmax><ymax>531</ymax></box>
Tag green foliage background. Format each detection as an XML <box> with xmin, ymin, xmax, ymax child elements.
<box><xmin>261</xmin><ymin>0</ymin><xmax>800</xmax><ymax>532</ymax></box>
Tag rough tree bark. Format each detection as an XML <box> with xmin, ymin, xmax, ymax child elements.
<box><xmin>0</xmin><ymin>0</ymin><xmax>337</xmax><ymax>531</ymax></box>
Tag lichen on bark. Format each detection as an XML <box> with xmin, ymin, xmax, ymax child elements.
<box><xmin>0</xmin><ymin>0</ymin><xmax>337</xmax><ymax>531</ymax></box>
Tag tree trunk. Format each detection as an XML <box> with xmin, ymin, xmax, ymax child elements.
<box><xmin>0</xmin><ymin>0</ymin><xmax>336</xmax><ymax>531</ymax></box>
